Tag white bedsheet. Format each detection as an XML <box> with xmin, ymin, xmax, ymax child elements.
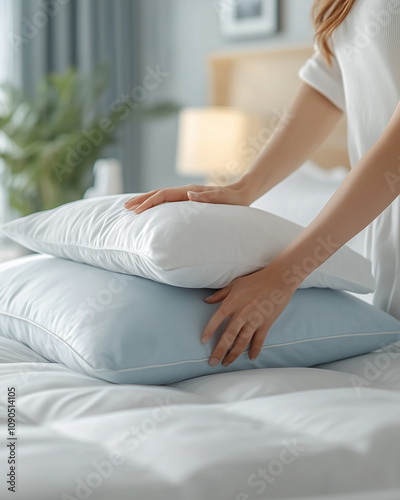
<box><xmin>1</xmin><ymin>335</ymin><xmax>399</xmax><ymax>500</ymax></box>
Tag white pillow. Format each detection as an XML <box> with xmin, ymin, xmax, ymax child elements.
<box><xmin>0</xmin><ymin>194</ymin><xmax>375</xmax><ymax>292</ymax></box>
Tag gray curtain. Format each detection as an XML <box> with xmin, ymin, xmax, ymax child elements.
<box><xmin>0</xmin><ymin>0</ymin><xmax>21</xmax><ymax>225</ymax></box>
<box><xmin>19</xmin><ymin>0</ymin><xmax>141</xmax><ymax>191</ymax></box>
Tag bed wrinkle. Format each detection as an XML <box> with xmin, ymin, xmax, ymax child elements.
<box><xmin>2</xmin><ymin>421</ymin><xmax>118</xmax><ymax>456</ymax></box>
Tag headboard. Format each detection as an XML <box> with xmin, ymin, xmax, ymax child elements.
<box><xmin>207</xmin><ymin>45</ymin><xmax>350</xmax><ymax>170</ymax></box>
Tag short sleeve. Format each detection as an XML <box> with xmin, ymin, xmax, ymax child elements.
<box><xmin>299</xmin><ymin>44</ymin><xmax>346</xmax><ymax>112</ymax></box>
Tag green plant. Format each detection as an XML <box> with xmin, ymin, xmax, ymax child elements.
<box><xmin>0</xmin><ymin>65</ymin><xmax>179</xmax><ymax>216</ymax></box>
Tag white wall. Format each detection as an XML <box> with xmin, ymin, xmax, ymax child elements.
<box><xmin>136</xmin><ymin>0</ymin><xmax>315</xmax><ymax>192</ymax></box>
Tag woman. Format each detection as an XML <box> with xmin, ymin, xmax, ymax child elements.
<box><xmin>125</xmin><ymin>0</ymin><xmax>400</xmax><ymax>368</ymax></box>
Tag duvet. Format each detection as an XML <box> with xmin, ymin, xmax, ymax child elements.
<box><xmin>0</xmin><ymin>335</ymin><xmax>400</xmax><ymax>500</ymax></box>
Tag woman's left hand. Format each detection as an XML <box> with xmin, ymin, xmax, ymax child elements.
<box><xmin>201</xmin><ymin>264</ymin><xmax>295</xmax><ymax>367</ymax></box>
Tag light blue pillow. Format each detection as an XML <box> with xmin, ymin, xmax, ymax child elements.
<box><xmin>0</xmin><ymin>254</ymin><xmax>399</xmax><ymax>385</ymax></box>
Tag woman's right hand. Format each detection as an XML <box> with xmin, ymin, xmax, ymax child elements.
<box><xmin>124</xmin><ymin>182</ymin><xmax>252</xmax><ymax>214</ymax></box>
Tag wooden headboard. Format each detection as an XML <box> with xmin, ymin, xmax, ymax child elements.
<box><xmin>207</xmin><ymin>45</ymin><xmax>350</xmax><ymax>170</ymax></box>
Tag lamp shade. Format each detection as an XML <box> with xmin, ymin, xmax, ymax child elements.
<box><xmin>176</xmin><ymin>107</ymin><xmax>264</xmax><ymax>184</ymax></box>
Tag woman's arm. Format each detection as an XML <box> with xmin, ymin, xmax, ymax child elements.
<box><xmin>272</xmin><ymin>99</ymin><xmax>400</xmax><ymax>284</ymax></box>
<box><xmin>202</xmin><ymin>99</ymin><xmax>400</xmax><ymax>368</ymax></box>
<box><xmin>125</xmin><ymin>82</ymin><xmax>343</xmax><ymax>213</ymax></box>
<box><xmin>238</xmin><ymin>81</ymin><xmax>344</xmax><ymax>204</ymax></box>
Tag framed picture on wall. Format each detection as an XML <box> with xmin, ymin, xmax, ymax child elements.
<box><xmin>220</xmin><ymin>0</ymin><xmax>279</xmax><ymax>39</ymax></box>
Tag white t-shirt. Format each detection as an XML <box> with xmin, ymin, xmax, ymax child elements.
<box><xmin>299</xmin><ymin>0</ymin><xmax>400</xmax><ymax>319</ymax></box>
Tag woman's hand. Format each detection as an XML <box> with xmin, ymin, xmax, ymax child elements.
<box><xmin>124</xmin><ymin>182</ymin><xmax>251</xmax><ymax>214</ymax></box>
<box><xmin>201</xmin><ymin>263</ymin><xmax>294</xmax><ymax>367</ymax></box>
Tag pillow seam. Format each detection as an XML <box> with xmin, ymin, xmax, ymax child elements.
<box><xmin>0</xmin><ymin>310</ymin><xmax>398</xmax><ymax>374</ymax></box>
<box><xmin>0</xmin><ymin>236</ymin><xmax>372</xmax><ymax>290</ymax></box>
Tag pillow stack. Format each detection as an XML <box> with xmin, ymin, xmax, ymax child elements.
<box><xmin>0</xmin><ymin>194</ymin><xmax>375</xmax><ymax>291</ymax></box>
<box><xmin>1</xmin><ymin>194</ymin><xmax>399</xmax><ymax>385</ymax></box>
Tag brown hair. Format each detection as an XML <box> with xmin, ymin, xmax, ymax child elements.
<box><xmin>312</xmin><ymin>0</ymin><xmax>358</xmax><ymax>65</ymax></box>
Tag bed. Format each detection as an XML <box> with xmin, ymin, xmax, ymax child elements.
<box><xmin>1</xmin><ymin>46</ymin><xmax>399</xmax><ymax>500</ymax></box>
<box><xmin>1</xmin><ymin>334</ymin><xmax>400</xmax><ymax>500</ymax></box>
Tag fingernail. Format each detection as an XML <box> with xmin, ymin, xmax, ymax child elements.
<box><xmin>201</xmin><ymin>337</ymin><xmax>208</xmax><ymax>344</ymax></box>
<box><xmin>204</xmin><ymin>296</ymin><xmax>213</xmax><ymax>302</ymax></box>
<box><xmin>250</xmin><ymin>357</ymin><xmax>256</xmax><ymax>361</ymax></box>
<box><xmin>209</xmin><ymin>358</ymin><xmax>218</xmax><ymax>366</ymax></box>
<box><xmin>188</xmin><ymin>191</ymin><xmax>199</xmax><ymax>198</ymax></box>
<box><xmin>222</xmin><ymin>362</ymin><xmax>230</xmax><ymax>367</ymax></box>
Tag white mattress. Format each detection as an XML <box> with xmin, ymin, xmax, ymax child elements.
<box><xmin>0</xmin><ymin>162</ymin><xmax>393</xmax><ymax>499</ymax></box>
<box><xmin>1</xmin><ymin>335</ymin><xmax>400</xmax><ymax>500</ymax></box>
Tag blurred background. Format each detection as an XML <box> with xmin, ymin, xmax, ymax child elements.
<box><xmin>0</xmin><ymin>0</ymin><xmax>316</xmax><ymax>225</ymax></box>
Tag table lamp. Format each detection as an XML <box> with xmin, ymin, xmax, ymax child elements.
<box><xmin>176</xmin><ymin>107</ymin><xmax>265</xmax><ymax>186</ymax></box>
